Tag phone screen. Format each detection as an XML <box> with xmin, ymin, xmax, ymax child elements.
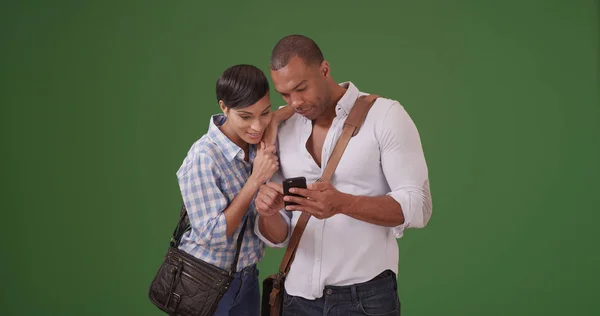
<box><xmin>283</xmin><ymin>177</ymin><xmax>307</xmax><ymax>207</ymax></box>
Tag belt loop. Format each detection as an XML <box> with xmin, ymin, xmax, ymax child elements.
<box><xmin>351</xmin><ymin>285</ymin><xmax>358</xmax><ymax>306</ymax></box>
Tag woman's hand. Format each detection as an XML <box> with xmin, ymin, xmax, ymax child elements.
<box><xmin>249</xmin><ymin>141</ymin><xmax>279</xmax><ymax>186</ymax></box>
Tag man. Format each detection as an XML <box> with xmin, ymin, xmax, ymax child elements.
<box><xmin>253</xmin><ymin>34</ymin><xmax>432</xmax><ymax>316</ymax></box>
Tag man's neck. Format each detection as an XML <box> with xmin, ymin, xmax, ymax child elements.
<box><xmin>313</xmin><ymin>83</ymin><xmax>347</xmax><ymax>127</ymax></box>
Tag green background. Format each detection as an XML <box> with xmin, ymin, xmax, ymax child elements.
<box><xmin>1</xmin><ymin>0</ymin><xmax>598</xmax><ymax>315</ymax></box>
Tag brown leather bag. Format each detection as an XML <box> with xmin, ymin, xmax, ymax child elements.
<box><xmin>260</xmin><ymin>94</ymin><xmax>379</xmax><ymax>316</ymax></box>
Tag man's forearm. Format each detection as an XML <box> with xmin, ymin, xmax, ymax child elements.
<box><xmin>258</xmin><ymin>213</ymin><xmax>289</xmax><ymax>244</ymax></box>
<box><xmin>340</xmin><ymin>194</ymin><xmax>405</xmax><ymax>227</ymax></box>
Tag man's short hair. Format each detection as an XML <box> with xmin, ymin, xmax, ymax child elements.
<box><xmin>270</xmin><ymin>34</ymin><xmax>324</xmax><ymax>70</ymax></box>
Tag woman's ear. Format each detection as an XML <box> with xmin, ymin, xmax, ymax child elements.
<box><xmin>219</xmin><ymin>100</ymin><xmax>229</xmax><ymax>117</ymax></box>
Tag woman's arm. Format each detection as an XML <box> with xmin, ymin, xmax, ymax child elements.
<box><xmin>222</xmin><ymin>142</ymin><xmax>279</xmax><ymax>237</ymax></box>
<box><xmin>221</xmin><ymin>177</ymin><xmax>263</xmax><ymax>237</ymax></box>
<box><xmin>262</xmin><ymin>105</ymin><xmax>295</xmax><ymax>146</ymax></box>
<box><xmin>181</xmin><ymin>143</ymin><xmax>278</xmax><ymax>244</ymax></box>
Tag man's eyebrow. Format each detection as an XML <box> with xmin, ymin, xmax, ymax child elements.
<box><xmin>277</xmin><ymin>80</ymin><xmax>307</xmax><ymax>94</ymax></box>
<box><xmin>291</xmin><ymin>80</ymin><xmax>307</xmax><ymax>91</ymax></box>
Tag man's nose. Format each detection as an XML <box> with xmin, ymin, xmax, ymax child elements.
<box><xmin>290</xmin><ymin>95</ymin><xmax>303</xmax><ymax>108</ymax></box>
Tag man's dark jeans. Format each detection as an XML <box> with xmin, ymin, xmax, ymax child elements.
<box><xmin>282</xmin><ymin>270</ymin><xmax>401</xmax><ymax>316</ymax></box>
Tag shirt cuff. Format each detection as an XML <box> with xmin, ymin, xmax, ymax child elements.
<box><xmin>254</xmin><ymin>211</ymin><xmax>292</xmax><ymax>248</ymax></box>
<box><xmin>200</xmin><ymin>212</ymin><xmax>229</xmax><ymax>248</ymax></box>
<box><xmin>388</xmin><ymin>190</ymin><xmax>412</xmax><ymax>238</ymax></box>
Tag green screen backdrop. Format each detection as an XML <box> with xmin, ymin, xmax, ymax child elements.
<box><xmin>1</xmin><ymin>1</ymin><xmax>598</xmax><ymax>315</ymax></box>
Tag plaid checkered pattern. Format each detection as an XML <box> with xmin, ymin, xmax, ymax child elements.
<box><xmin>176</xmin><ymin>114</ymin><xmax>265</xmax><ymax>270</ymax></box>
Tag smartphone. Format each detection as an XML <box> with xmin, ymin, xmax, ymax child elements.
<box><xmin>282</xmin><ymin>176</ymin><xmax>307</xmax><ymax>207</ymax></box>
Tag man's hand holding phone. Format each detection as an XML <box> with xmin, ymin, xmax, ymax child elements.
<box><xmin>256</xmin><ymin>176</ymin><xmax>308</xmax><ymax>217</ymax></box>
<box><xmin>255</xmin><ymin>182</ymin><xmax>285</xmax><ymax>217</ymax></box>
<box><xmin>283</xmin><ymin>180</ymin><xmax>349</xmax><ymax>220</ymax></box>
<box><xmin>257</xmin><ymin>176</ymin><xmax>347</xmax><ymax>220</ymax></box>
<box><xmin>255</xmin><ymin>181</ymin><xmax>290</xmax><ymax>244</ymax></box>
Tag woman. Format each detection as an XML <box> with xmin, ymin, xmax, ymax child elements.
<box><xmin>176</xmin><ymin>64</ymin><xmax>293</xmax><ymax>315</ymax></box>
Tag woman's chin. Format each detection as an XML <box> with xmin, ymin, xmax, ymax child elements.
<box><xmin>244</xmin><ymin>134</ymin><xmax>263</xmax><ymax>144</ymax></box>
<box><xmin>247</xmin><ymin>139</ymin><xmax>261</xmax><ymax>145</ymax></box>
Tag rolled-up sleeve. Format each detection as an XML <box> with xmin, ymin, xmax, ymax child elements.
<box><xmin>376</xmin><ymin>101</ymin><xmax>433</xmax><ymax>238</ymax></box>
<box><xmin>177</xmin><ymin>153</ymin><xmax>229</xmax><ymax>248</ymax></box>
<box><xmin>253</xmin><ymin>170</ymin><xmax>293</xmax><ymax>248</ymax></box>
<box><xmin>253</xmin><ymin>210</ymin><xmax>293</xmax><ymax>248</ymax></box>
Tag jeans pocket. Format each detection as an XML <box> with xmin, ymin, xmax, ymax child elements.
<box><xmin>358</xmin><ymin>289</ymin><xmax>400</xmax><ymax>316</ymax></box>
<box><xmin>283</xmin><ymin>291</ymin><xmax>297</xmax><ymax>307</ymax></box>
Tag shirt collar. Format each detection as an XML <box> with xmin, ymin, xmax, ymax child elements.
<box><xmin>335</xmin><ymin>81</ymin><xmax>360</xmax><ymax>117</ymax></box>
<box><xmin>206</xmin><ymin>114</ymin><xmax>254</xmax><ymax>162</ymax></box>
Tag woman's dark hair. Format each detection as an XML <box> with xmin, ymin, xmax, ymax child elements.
<box><xmin>216</xmin><ymin>64</ymin><xmax>269</xmax><ymax>109</ymax></box>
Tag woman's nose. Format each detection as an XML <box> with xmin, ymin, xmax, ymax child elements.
<box><xmin>251</xmin><ymin>119</ymin><xmax>264</xmax><ymax>132</ymax></box>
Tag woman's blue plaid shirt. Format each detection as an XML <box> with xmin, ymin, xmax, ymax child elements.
<box><xmin>176</xmin><ymin>114</ymin><xmax>265</xmax><ymax>270</ymax></box>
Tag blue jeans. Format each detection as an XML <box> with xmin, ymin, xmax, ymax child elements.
<box><xmin>282</xmin><ymin>270</ymin><xmax>401</xmax><ymax>316</ymax></box>
<box><xmin>213</xmin><ymin>264</ymin><xmax>260</xmax><ymax>316</ymax></box>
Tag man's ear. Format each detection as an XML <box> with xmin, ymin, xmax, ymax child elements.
<box><xmin>320</xmin><ymin>60</ymin><xmax>331</xmax><ymax>78</ymax></box>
